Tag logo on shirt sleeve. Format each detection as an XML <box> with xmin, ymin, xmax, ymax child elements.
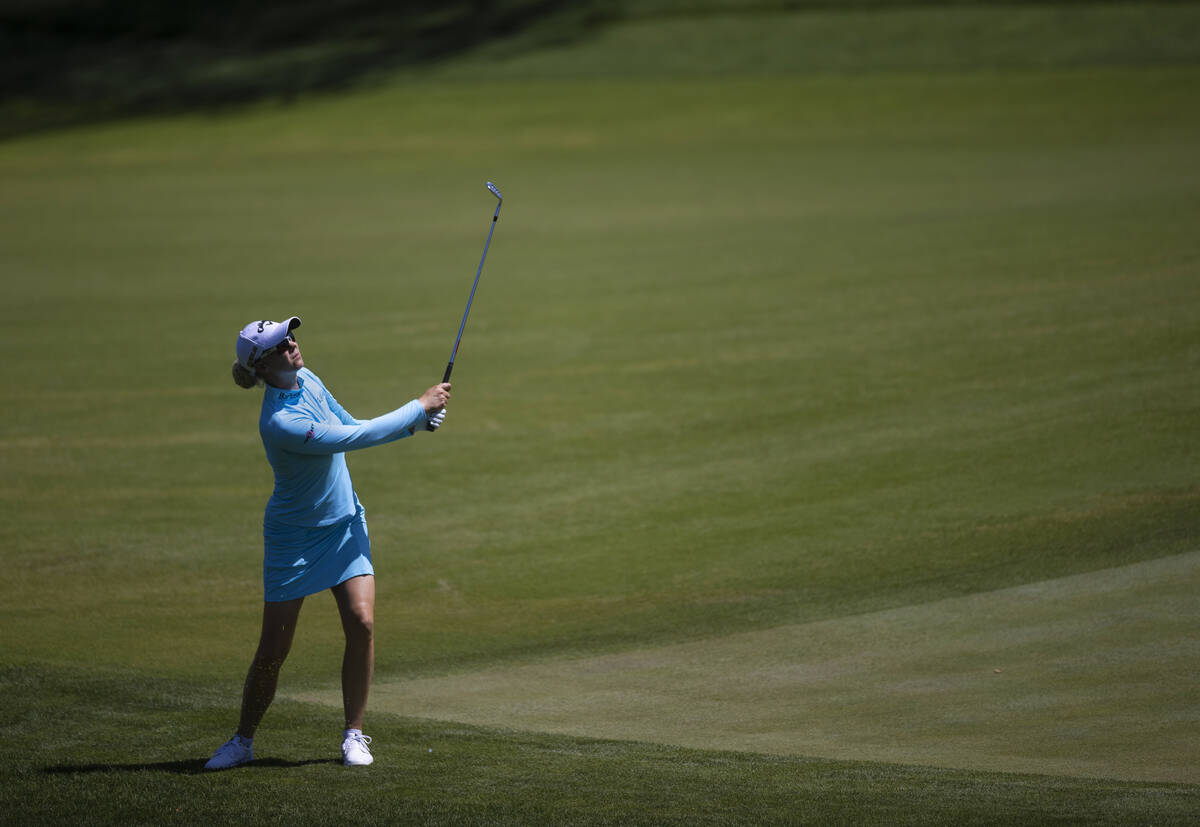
<box><xmin>304</xmin><ymin>424</ymin><xmax>315</xmax><ymax>443</ymax></box>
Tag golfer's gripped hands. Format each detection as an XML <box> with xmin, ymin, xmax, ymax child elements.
<box><xmin>420</xmin><ymin>382</ymin><xmax>451</xmax><ymax>414</ymax></box>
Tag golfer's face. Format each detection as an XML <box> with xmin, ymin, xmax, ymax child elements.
<box><xmin>260</xmin><ymin>335</ymin><xmax>303</xmax><ymax>372</ymax></box>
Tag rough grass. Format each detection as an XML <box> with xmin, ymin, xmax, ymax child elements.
<box><xmin>3</xmin><ymin>665</ymin><xmax>1198</xmax><ymax>826</ymax></box>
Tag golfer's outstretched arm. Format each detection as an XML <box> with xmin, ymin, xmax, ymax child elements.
<box><xmin>266</xmin><ymin>403</ymin><xmax>425</xmax><ymax>454</ymax></box>
<box><xmin>267</xmin><ymin>383</ymin><xmax>450</xmax><ymax>455</ymax></box>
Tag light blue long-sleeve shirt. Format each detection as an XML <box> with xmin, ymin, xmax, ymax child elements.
<box><xmin>259</xmin><ymin>368</ymin><xmax>426</xmax><ymax>527</ymax></box>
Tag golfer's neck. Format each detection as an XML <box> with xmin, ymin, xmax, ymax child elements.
<box><xmin>264</xmin><ymin>369</ymin><xmax>300</xmax><ymax>391</ymax></box>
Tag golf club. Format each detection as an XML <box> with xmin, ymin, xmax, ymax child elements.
<box><xmin>442</xmin><ymin>181</ymin><xmax>503</xmax><ymax>384</ymax></box>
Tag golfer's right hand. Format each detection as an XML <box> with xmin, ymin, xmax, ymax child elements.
<box><xmin>419</xmin><ymin>382</ymin><xmax>451</xmax><ymax>414</ymax></box>
<box><xmin>426</xmin><ymin>408</ymin><xmax>447</xmax><ymax>431</ymax></box>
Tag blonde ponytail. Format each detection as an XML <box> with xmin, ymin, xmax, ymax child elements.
<box><xmin>232</xmin><ymin>360</ymin><xmax>262</xmax><ymax>389</ymax></box>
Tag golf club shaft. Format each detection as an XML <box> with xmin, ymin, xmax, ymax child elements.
<box><xmin>443</xmin><ymin>183</ymin><xmax>503</xmax><ymax>383</ymax></box>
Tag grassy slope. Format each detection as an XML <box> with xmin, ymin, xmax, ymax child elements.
<box><xmin>311</xmin><ymin>552</ymin><xmax>1200</xmax><ymax>783</ymax></box>
<box><xmin>3</xmin><ymin>68</ymin><xmax>1197</xmax><ymax>680</ymax></box>
<box><xmin>2</xmin><ymin>665</ymin><xmax>1197</xmax><ymax>826</ymax></box>
<box><xmin>442</xmin><ymin>1</ymin><xmax>1200</xmax><ymax>78</ymax></box>
<box><xmin>1</xmin><ymin>3</ymin><xmax>1199</xmax><ymax>822</ymax></box>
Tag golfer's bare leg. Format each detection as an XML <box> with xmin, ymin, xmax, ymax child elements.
<box><xmin>237</xmin><ymin>597</ymin><xmax>304</xmax><ymax>739</ymax></box>
<box><xmin>332</xmin><ymin>574</ymin><xmax>375</xmax><ymax>730</ymax></box>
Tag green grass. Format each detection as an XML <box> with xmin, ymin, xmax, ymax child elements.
<box><xmin>2</xmin><ymin>2</ymin><xmax>1199</xmax><ymax>822</ymax></box>
<box><xmin>5</xmin><ymin>1</ymin><xmax>1200</xmax><ymax>138</ymax></box>
<box><xmin>312</xmin><ymin>552</ymin><xmax>1200</xmax><ymax>784</ymax></box>
<box><xmin>4</xmin><ymin>67</ymin><xmax>1196</xmax><ymax>679</ymax></box>
<box><xmin>439</xmin><ymin>1</ymin><xmax>1200</xmax><ymax>79</ymax></box>
<box><xmin>3</xmin><ymin>665</ymin><xmax>1197</xmax><ymax>825</ymax></box>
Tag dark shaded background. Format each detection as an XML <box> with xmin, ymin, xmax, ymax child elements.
<box><xmin>2</xmin><ymin>0</ymin><xmax>1169</xmax><ymax>139</ymax></box>
<box><xmin>0</xmin><ymin>0</ymin><xmax>603</xmax><ymax>137</ymax></box>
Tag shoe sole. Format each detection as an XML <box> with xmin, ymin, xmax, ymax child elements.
<box><xmin>204</xmin><ymin>759</ymin><xmax>253</xmax><ymax>771</ymax></box>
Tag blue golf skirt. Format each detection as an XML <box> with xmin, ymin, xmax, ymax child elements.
<box><xmin>262</xmin><ymin>498</ymin><xmax>373</xmax><ymax>602</ymax></box>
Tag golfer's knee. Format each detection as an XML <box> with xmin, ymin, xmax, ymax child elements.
<box><xmin>343</xmin><ymin>610</ymin><xmax>373</xmax><ymax>644</ymax></box>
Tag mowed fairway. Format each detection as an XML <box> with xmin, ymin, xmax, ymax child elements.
<box><xmin>2</xmin><ymin>3</ymin><xmax>1200</xmax><ymax>823</ymax></box>
<box><xmin>319</xmin><ymin>551</ymin><xmax>1199</xmax><ymax>783</ymax></box>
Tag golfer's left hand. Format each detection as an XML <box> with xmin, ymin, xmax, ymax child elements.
<box><xmin>420</xmin><ymin>382</ymin><xmax>451</xmax><ymax>413</ymax></box>
<box><xmin>426</xmin><ymin>408</ymin><xmax>447</xmax><ymax>431</ymax></box>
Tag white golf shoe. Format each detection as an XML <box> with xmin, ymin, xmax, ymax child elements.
<box><xmin>204</xmin><ymin>734</ymin><xmax>253</xmax><ymax>770</ymax></box>
<box><xmin>342</xmin><ymin>731</ymin><xmax>374</xmax><ymax>766</ymax></box>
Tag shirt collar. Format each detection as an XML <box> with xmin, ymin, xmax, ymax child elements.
<box><xmin>270</xmin><ymin>373</ymin><xmax>305</xmax><ymax>403</ymax></box>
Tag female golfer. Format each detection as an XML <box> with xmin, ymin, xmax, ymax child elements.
<box><xmin>205</xmin><ymin>316</ymin><xmax>449</xmax><ymax>770</ymax></box>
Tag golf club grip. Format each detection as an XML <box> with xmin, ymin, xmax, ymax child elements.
<box><xmin>442</xmin><ymin>362</ymin><xmax>453</xmax><ymax>384</ymax></box>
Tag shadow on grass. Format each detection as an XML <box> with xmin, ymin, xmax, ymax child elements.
<box><xmin>43</xmin><ymin>757</ymin><xmax>341</xmax><ymax>776</ymax></box>
<box><xmin>0</xmin><ymin>0</ymin><xmax>609</xmax><ymax>140</ymax></box>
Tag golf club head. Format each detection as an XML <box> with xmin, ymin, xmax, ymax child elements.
<box><xmin>486</xmin><ymin>181</ymin><xmax>503</xmax><ymax>201</ymax></box>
